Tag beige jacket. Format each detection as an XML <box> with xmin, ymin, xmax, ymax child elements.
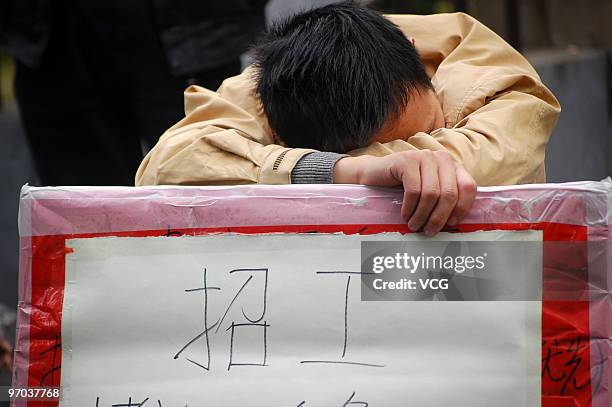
<box><xmin>136</xmin><ymin>12</ymin><xmax>560</xmax><ymax>187</ymax></box>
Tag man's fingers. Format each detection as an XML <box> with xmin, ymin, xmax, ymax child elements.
<box><xmin>407</xmin><ymin>153</ymin><xmax>439</xmax><ymax>231</ymax></box>
<box><xmin>360</xmin><ymin>150</ymin><xmax>475</xmax><ymax>233</ymax></box>
<box><xmin>448</xmin><ymin>164</ymin><xmax>477</xmax><ymax>226</ymax></box>
<box><xmin>399</xmin><ymin>157</ymin><xmax>421</xmax><ymax>220</ymax></box>
<box><xmin>424</xmin><ymin>152</ymin><xmax>458</xmax><ymax>236</ymax></box>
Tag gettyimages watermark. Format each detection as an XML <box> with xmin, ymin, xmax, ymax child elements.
<box><xmin>360</xmin><ymin>241</ymin><xmax>543</xmax><ymax>301</ymax></box>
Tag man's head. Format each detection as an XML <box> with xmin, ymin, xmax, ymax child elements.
<box><xmin>252</xmin><ymin>2</ymin><xmax>444</xmax><ymax>153</ymax></box>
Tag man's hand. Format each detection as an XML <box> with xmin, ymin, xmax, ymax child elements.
<box><xmin>333</xmin><ymin>150</ymin><xmax>477</xmax><ymax>236</ymax></box>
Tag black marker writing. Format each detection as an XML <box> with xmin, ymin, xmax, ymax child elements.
<box><xmin>542</xmin><ymin>337</ymin><xmax>590</xmax><ymax>395</ymax></box>
<box><xmin>176</xmin><ymin>267</ymin><xmax>270</xmax><ymax>372</ymax></box>
<box><xmin>38</xmin><ymin>334</ymin><xmax>61</xmax><ymax>385</ymax></box>
<box><xmin>300</xmin><ymin>272</ymin><xmax>384</xmax><ymax>368</ymax></box>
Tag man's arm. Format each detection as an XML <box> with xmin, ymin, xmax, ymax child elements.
<box><xmin>135</xmin><ymin>70</ymin><xmax>316</xmax><ymax>186</ymax></box>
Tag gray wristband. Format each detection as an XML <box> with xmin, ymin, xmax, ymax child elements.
<box><xmin>291</xmin><ymin>152</ymin><xmax>349</xmax><ymax>184</ymax></box>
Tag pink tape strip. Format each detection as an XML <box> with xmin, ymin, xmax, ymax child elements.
<box><xmin>17</xmin><ymin>183</ymin><xmax>610</xmax><ymax>237</ymax></box>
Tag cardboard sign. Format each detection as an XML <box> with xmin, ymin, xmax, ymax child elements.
<box><xmin>14</xmin><ymin>182</ymin><xmax>612</xmax><ymax>407</ymax></box>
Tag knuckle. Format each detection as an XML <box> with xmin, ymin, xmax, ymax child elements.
<box><xmin>461</xmin><ymin>179</ymin><xmax>477</xmax><ymax>195</ymax></box>
<box><xmin>421</xmin><ymin>187</ymin><xmax>440</xmax><ymax>201</ymax></box>
<box><xmin>405</xmin><ymin>188</ymin><xmax>420</xmax><ymax>199</ymax></box>
<box><xmin>410</xmin><ymin>149</ymin><xmax>431</xmax><ymax>163</ymax></box>
<box><xmin>434</xmin><ymin>149</ymin><xmax>452</xmax><ymax>160</ymax></box>
<box><xmin>441</xmin><ymin>187</ymin><xmax>458</xmax><ymax>202</ymax></box>
<box><xmin>400</xmin><ymin>150</ymin><xmax>417</xmax><ymax>160</ymax></box>
<box><xmin>420</xmin><ymin>149</ymin><xmax>434</xmax><ymax>158</ymax></box>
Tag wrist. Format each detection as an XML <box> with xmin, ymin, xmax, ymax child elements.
<box><xmin>332</xmin><ymin>156</ymin><xmax>357</xmax><ymax>184</ymax></box>
<box><xmin>333</xmin><ymin>155</ymin><xmax>371</xmax><ymax>184</ymax></box>
<box><xmin>291</xmin><ymin>152</ymin><xmax>348</xmax><ymax>184</ymax></box>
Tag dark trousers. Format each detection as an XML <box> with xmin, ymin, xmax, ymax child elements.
<box><xmin>15</xmin><ymin>1</ymin><xmax>241</xmax><ymax>186</ymax></box>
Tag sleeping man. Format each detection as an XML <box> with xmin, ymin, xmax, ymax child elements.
<box><xmin>136</xmin><ymin>2</ymin><xmax>560</xmax><ymax>236</ymax></box>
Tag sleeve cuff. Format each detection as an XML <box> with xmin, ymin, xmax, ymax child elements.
<box><xmin>291</xmin><ymin>152</ymin><xmax>349</xmax><ymax>184</ymax></box>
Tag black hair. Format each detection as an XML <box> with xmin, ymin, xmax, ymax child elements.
<box><xmin>251</xmin><ymin>1</ymin><xmax>432</xmax><ymax>152</ymax></box>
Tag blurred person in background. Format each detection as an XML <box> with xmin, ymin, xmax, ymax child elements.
<box><xmin>0</xmin><ymin>0</ymin><xmax>268</xmax><ymax>186</ymax></box>
<box><xmin>0</xmin><ymin>335</ymin><xmax>12</xmax><ymax>377</ymax></box>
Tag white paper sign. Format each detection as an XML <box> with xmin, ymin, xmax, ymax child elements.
<box><xmin>61</xmin><ymin>231</ymin><xmax>542</xmax><ymax>407</ymax></box>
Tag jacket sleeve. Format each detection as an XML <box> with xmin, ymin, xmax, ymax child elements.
<box><xmin>135</xmin><ymin>67</ymin><xmax>316</xmax><ymax>186</ymax></box>
<box><xmin>352</xmin><ymin>12</ymin><xmax>561</xmax><ymax>186</ymax></box>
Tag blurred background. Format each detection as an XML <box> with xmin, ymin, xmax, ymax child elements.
<box><xmin>0</xmin><ymin>0</ymin><xmax>610</xmax><ymax>389</ymax></box>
